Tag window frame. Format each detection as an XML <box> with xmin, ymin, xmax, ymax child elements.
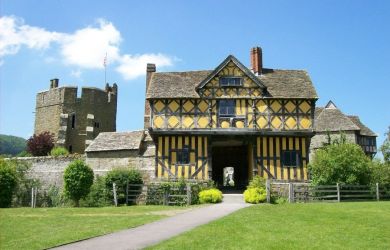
<box><xmin>219</xmin><ymin>77</ymin><xmax>243</xmax><ymax>87</ymax></box>
<box><xmin>282</xmin><ymin>150</ymin><xmax>301</xmax><ymax>168</ymax></box>
<box><xmin>176</xmin><ymin>146</ymin><xmax>190</xmax><ymax>165</ymax></box>
<box><xmin>218</xmin><ymin>99</ymin><xmax>236</xmax><ymax>117</ymax></box>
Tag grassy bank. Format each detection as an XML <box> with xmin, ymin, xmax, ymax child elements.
<box><xmin>0</xmin><ymin>206</ymin><xmax>187</xmax><ymax>250</ymax></box>
<box><xmin>150</xmin><ymin>202</ymin><xmax>390</xmax><ymax>249</ymax></box>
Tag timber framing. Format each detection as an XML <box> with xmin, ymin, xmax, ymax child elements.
<box><xmin>146</xmin><ymin>49</ymin><xmax>319</xmax><ymax>183</ymax></box>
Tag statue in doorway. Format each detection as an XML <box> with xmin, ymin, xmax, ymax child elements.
<box><xmin>223</xmin><ymin>167</ymin><xmax>235</xmax><ymax>186</ymax></box>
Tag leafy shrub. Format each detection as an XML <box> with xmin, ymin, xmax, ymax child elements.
<box><xmin>63</xmin><ymin>160</ymin><xmax>94</xmax><ymax>206</ymax></box>
<box><xmin>244</xmin><ymin>187</ymin><xmax>266</xmax><ymax>204</ymax></box>
<box><xmin>105</xmin><ymin>168</ymin><xmax>143</xmax><ymax>205</ymax></box>
<box><xmin>370</xmin><ymin>159</ymin><xmax>390</xmax><ymax>185</ymax></box>
<box><xmin>308</xmin><ymin>143</ymin><xmax>372</xmax><ymax>185</ymax></box>
<box><xmin>272</xmin><ymin>196</ymin><xmax>288</xmax><ymax>204</ymax></box>
<box><xmin>247</xmin><ymin>176</ymin><xmax>266</xmax><ymax>189</ymax></box>
<box><xmin>50</xmin><ymin>147</ymin><xmax>69</xmax><ymax>157</ymax></box>
<box><xmin>16</xmin><ymin>151</ymin><xmax>32</xmax><ymax>157</ymax></box>
<box><xmin>0</xmin><ymin>159</ymin><xmax>18</xmax><ymax>207</ymax></box>
<box><xmin>146</xmin><ymin>180</ymin><xmax>208</xmax><ymax>205</ymax></box>
<box><xmin>199</xmin><ymin>188</ymin><xmax>223</xmax><ymax>203</ymax></box>
<box><xmin>27</xmin><ymin>131</ymin><xmax>54</xmax><ymax>156</ymax></box>
<box><xmin>80</xmin><ymin>176</ymin><xmax>111</xmax><ymax>207</ymax></box>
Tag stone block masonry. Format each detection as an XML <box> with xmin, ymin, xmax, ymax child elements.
<box><xmin>34</xmin><ymin>79</ymin><xmax>118</xmax><ymax>154</ymax></box>
<box><xmin>13</xmin><ymin>154</ymin><xmax>154</xmax><ymax>189</ymax></box>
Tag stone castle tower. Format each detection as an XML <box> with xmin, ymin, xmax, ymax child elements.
<box><xmin>34</xmin><ymin>79</ymin><xmax>118</xmax><ymax>153</ymax></box>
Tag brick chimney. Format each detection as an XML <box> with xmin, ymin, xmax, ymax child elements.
<box><xmin>250</xmin><ymin>47</ymin><xmax>262</xmax><ymax>75</ymax></box>
<box><xmin>144</xmin><ymin>63</ymin><xmax>156</xmax><ymax>129</ymax></box>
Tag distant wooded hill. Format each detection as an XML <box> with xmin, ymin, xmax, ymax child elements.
<box><xmin>0</xmin><ymin>134</ymin><xmax>27</xmax><ymax>156</ymax></box>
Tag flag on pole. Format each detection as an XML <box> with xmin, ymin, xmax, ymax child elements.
<box><xmin>103</xmin><ymin>52</ymin><xmax>107</xmax><ymax>67</ymax></box>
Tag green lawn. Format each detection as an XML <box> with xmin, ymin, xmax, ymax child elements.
<box><xmin>150</xmin><ymin>202</ymin><xmax>390</xmax><ymax>250</ymax></box>
<box><xmin>0</xmin><ymin>206</ymin><xmax>187</xmax><ymax>250</ymax></box>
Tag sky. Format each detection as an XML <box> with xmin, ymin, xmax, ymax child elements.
<box><xmin>0</xmin><ymin>0</ymin><xmax>389</xmax><ymax>152</ymax></box>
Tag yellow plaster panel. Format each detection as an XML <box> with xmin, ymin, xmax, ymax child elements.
<box><xmin>285</xmin><ymin>117</ymin><xmax>297</xmax><ymax>129</ymax></box>
<box><xmin>301</xmin><ymin>138</ymin><xmax>306</xmax><ymax>157</ymax></box>
<box><xmin>198</xmin><ymin>100</ymin><xmax>208</xmax><ymax>112</ymax></box>
<box><xmin>168</xmin><ymin>116</ymin><xmax>180</xmax><ymax>128</ymax></box>
<box><xmin>299</xmin><ymin>101</ymin><xmax>311</xmax><ymax>113</ymax></box>
<box><xmin>154</xmin><ymin>100</ymin><xmax>165</xmax><ymax>112</ymax></box>
<box><xmin>256</xmin><ymin>100</ymin><xmax>267</xmax><ymax>113</ymax></box>
<box><xmin>285</xmin><ymin>101</ymin><xmax>296</xmax><ymax>113</ymax></box>
<box><xmin>236</xmin><ymin>120</ymin><xmax>245</xmax><ymax>128</ymax></box>
<box><xmin>183</xmin><ymin>116</ymin><xmax>194</xmax><ymax>129</ymax></box>
<box><xmin>257</xmin><ymin>116</ymin><xmax>268</xmax><ymax>129</ymax></box>
<box><xmin>198</xmin><ymin>116</ymin><xmax>209</xmax><ymax>128</ymax></box>
<box><xmin>270</xmin><ymin>100</ymin><xmax>282</xmax><ymax>113</ymax></box>
<box><xmin>221</xmin><ymin>120</ymin><xmax>230</xmax><ymax>128</ymax></box>
<box><xmin>282</xmin><ymin>137</ymin><xmax>287</xmax><ymax>150</ymax></box>
<box><xmin>153</xmin><ymin>116</ymin><xmax>164</xmax><ymax>129</ymax></box>
<box><xmin>289</xmin><ymin>138</ymin><xmax>294</xmax><ymax>149</ymax></box>
<box><xmin>300</xmin><ymin>116</ymin><xmax>311</xmax><ymax>129</ymax></box>
<box><xmin>271</xmin><ymin>116</ymin><xmax>282</xmax><ymax>129</ymax></box>
<box><xmin>252</xmin><ymin>89</ymin><xmax>261</xmax><ymax>97</ymax></box>
<box><xmin>178</xmin><ymin>136</ymin><xmax>182</xmax><ymax>149</ymax></box>
<box><xmin>168</xmin><ymin>100</ymin><xmax>180</xmax><ymax>112</ymax></box>
<box><xmin>183</xmin><ymin>101</ymin><xmax>194</xmax><ymax>112</ymax></box>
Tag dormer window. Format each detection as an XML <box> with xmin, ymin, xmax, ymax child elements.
<box><xmin>219</xmin><ymin>77</ymin><xmax>242</xmax><ymax>87</ymax></box>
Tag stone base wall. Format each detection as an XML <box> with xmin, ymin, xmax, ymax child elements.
<box><xmin>12</xmin><ymin>151</ymin><xmax>155</xmax><ymax>188</ymax></box>
<box><xmin>309</xmin><ymin>131</ymin><xmax>356</xmax><ymax>159</ymax></box>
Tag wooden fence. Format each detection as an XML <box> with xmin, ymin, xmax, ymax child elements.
<box><xmin>269</xmin><ymin>181</ymin><xmax>390</xmax><ymax>203</ymax></box>
<box><xmin>112</xmin><ymin>182</ymin><xmax>192</xmax><ymax>206</ymax></box>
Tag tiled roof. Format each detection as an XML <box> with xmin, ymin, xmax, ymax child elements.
<box><xmin>347</xmin><ymin>116</ymin><xmax>377</xmax><ymax>137</ymax></box>
<box><xmin>146</xmin><ymin>59</ymin><xmax>318</xmax><ymax>99</ymax></box>
<box><xmin>85</xmin><ymin>131</ymin><xmax>144</xmax><ymax>152</ymax></box>
<box><xmin>314</xmin><ymin>107</ymin><xmax>360</xmax><ymax>132</ymax></box>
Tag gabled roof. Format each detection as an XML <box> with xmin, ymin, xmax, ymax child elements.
<box><xmin>85</xmin><ymin>131</ymin><xmax>144</xmax><ymax>152</ymax></box>
<box><xmin>314</xmin><ymin>101</ymin><xmax>377</xmax><ymax>135</ymax></box>
<box><xmin>195</xmin><ymin>55</ymin><xmax>267</xmax><ymax>91</ymax></box>
<box><xmin>146</xmin><ymin>57</ymin><xmax>318</xmax><ymax>99</ymax></box>
<box><xmin>347</xmin><ymin>116</ymin><xmax>377</xmax><ymax>137</ymax></box>
<box><xmin>314</xmin><ymin>103</ymin><xmax>360</xmax><ymax>132</ymax></box>
<box><xmin>147</xmin><ymin>70</ymin><xmax>211</xmax><ymax>99</ymax></box>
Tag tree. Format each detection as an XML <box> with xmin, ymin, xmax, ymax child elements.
<box><xmin>27</xmin><ymin>131</ymin><xmax>54</xmax><ymax>156</ymax></box>
<box><xmin>308</xmin><ymin>143</ymin><xmax>372</xmax><ymax>185</ymax></box>
<box><xmin>0</xmin><ymin>134</ymin><xmax>26</xmax><ymax>156</ymax></box>
<box><xmin>0</xmin><ymin>158</ymin><xmax>18</xmax><ymax>207</ymax></box>
<box><xmin>63</xmin><ymin>160</ymin><xmax>94</xmax><ymax>206</ymax></box>
<box><xmin>381</xmin><ymin>126</ymin><xmax>390</xmax><ymax>163</ymax></box>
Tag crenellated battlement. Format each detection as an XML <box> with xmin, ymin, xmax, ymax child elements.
<box><xmin>34</xmin><ymin>79</ymin><xmax>118</xmax><ymax>153</ymax></box>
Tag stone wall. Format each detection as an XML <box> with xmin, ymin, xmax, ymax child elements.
<box><xmin>309</xmin><ymin>131</ymin><xmax>357</xmax><ymax>159</ymax></box>
<box><xmin>86</xmin><ymin>149</ymin><xmax>154</xmax><ymax>181</ymax></box>
<box><xmin>13</xmin><ymin>150</ymin><xmax>155</xmax><ymax>189</ymax></box>
<box><xmin>14</xmin><ymin>155</ymin><xmax>84</xmax><ymax>188</ymax></box>
<box><xmin>34</xmin><ymin>81</ymin><xmax>117</xmax><ymax>154</ymax></box>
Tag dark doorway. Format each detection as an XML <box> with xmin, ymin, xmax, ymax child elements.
<box><xmin>212</xmin><ymin>146</ymin><xmax>248</xmax><ymax>191</ymax></box>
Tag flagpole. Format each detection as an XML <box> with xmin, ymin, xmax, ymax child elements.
<box><xmin>104</xmin><ymin>52</ymin><xmax>107</xmax><ymax>84</ymax></box>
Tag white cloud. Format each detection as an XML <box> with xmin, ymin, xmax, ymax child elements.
<box><xmin>70</xmin><ymin>69</ymin><xmax>82</xmax><ymax>78</ymax></box>
<box><xmin>0</xmin><ymin>16</ymin><xmax>176</xmax><ymax>80</ymax></box>
<box><xmin>116</xmin><ymin>53</ymin><xmax>173</xmax><ymax>80</ymax></box>
<box><xmin>0</xmin><ymin>16</ymin><xmax>62</xmax><ymax>56</ymax></box>
<box><xmin>60</xmin><ymin>19</ymin><xmax>121</xmax><ymax>69</ymax></box>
